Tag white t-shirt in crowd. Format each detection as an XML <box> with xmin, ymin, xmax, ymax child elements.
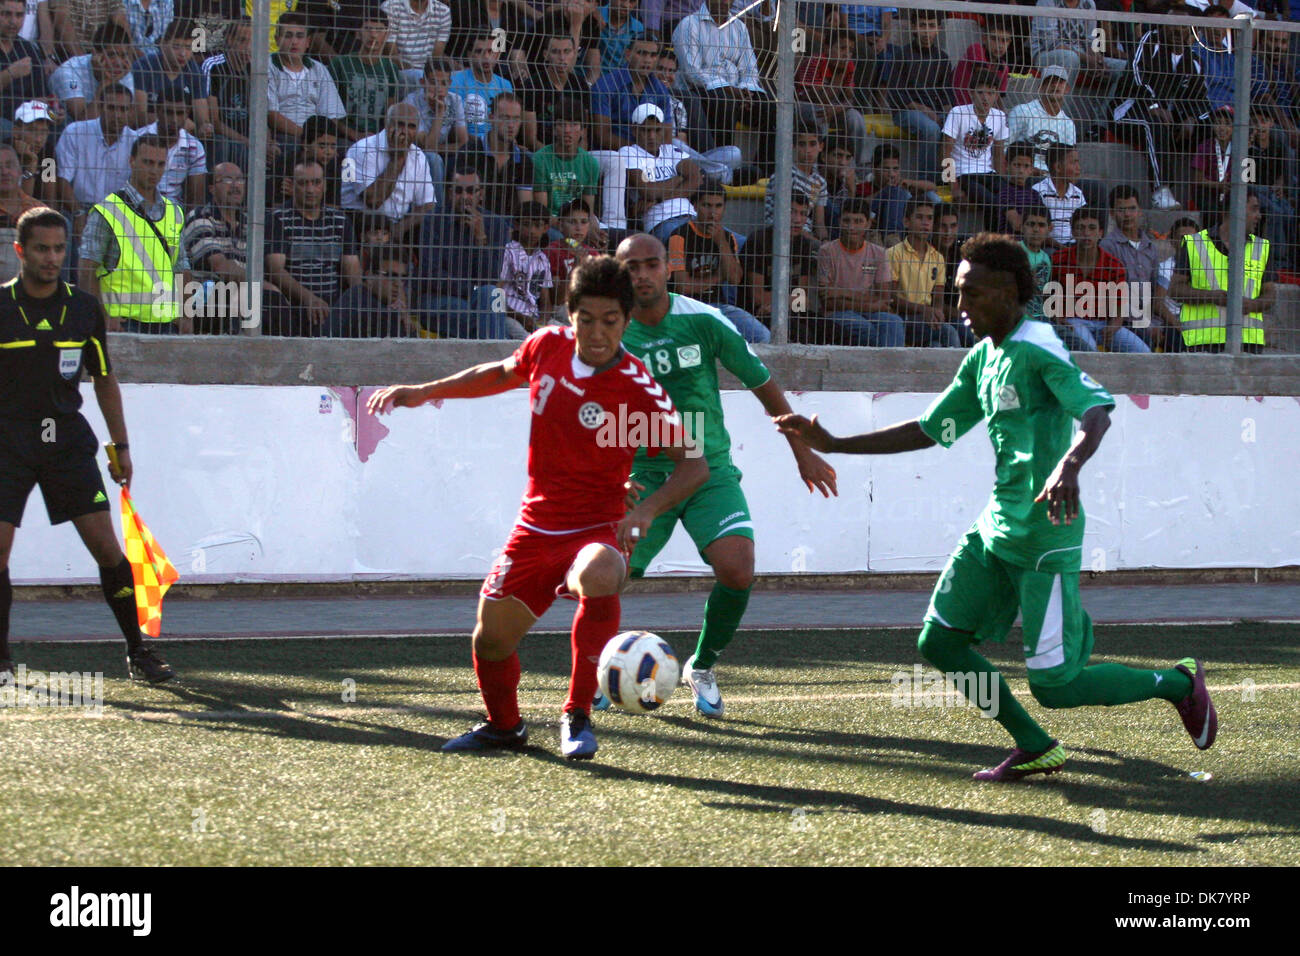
<box><xmin>942</xmin><ymin>104</ymin><xmax>1009</xmax><ymax>177</ymax></box>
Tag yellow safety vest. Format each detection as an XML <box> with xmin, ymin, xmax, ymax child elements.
<box><xmin>1180</xmin><ymin>230</ymin><xmax>1267</xmax><ymax>347</ymax></box>
<box><xmin>92</xmin><ymin>192</ymin><xmax>184</xmax><ymax>325</ymax></box>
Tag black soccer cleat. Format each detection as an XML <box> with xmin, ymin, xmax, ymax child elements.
<box><xmin>127</xmin><ymin>645</ymin><xmax>176</xmax><ymax>684</ymax></box>
<box><xmin>442</xmin><ymin>720</ymin><xmax>529</xmax><ymax>753</ymax></box>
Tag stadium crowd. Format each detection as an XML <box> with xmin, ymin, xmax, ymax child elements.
<box><xmin>1</xmin><ymin>0</ymin><xmax>1296</xmax><ymax>351</ymax></box>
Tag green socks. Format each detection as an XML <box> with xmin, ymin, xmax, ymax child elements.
<box><xmin>692</xmin><ymin>582</ymin><xmax>751</xmax><ymax>670</ymax></box>
<box><xmin>1031</xmin><ymin>662</ymin><xmax>1192</xmax><ymax>709</ymax></box>
<box><xmin>917</xmin><ymin>621</ymin><xmax>1054</xmax><ymax>753</ymax></box>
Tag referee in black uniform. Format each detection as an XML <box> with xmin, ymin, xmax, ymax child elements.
<box><xmin>0</xmin><ymin>207</ymin><xmax>175</xmax><ymax>683</ymax></box>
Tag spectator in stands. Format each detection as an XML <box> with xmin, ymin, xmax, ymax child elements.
<box><xmin>641</xmin><ymin>0</ymin><xmax>697</xmax><ymax>36</ymax></box>
<box><xmin>1112</xmin><ymin>6</ymin><xmax>1211</xmax><ymax>211</ymax></box>
<box><xmin>131</xmin><ymin>15</ymin><xmax>201</xmax><ymax>124</ymax></box>
<box><xmin>932</xmin><ymin>206</ymin><xmax>970</xmax><ymax>341</ymax></box>
<box><xmin>1196</xmin><ymin>4</ymin><xmax>1234</xmax><ymax>112</ymax></box>
<box><xmin>953</xmin><ymin>14</ymin><xmax>1012</xmax><ymax>107</ymax></box>
<box><xmin>380</xmin><ymin>0</ymin><xmax>451</xmax><ymax>90</ymax></box>
<box><xmin>882</xmin><ymin>9</ymin><xmax>952</xmax><ymax>184</ymax></box>
<box><xmin>121</xmin><ymin>0</ymin><xmax>174</xmax><ymax>58</ymax></box>
<box><xmin>203</xmin><ymin>15</ymin><xmax>254</xmax><ymax>170</ymax></box>
<box><xmin>818</xmin><ymin>197</ymin><xmax>905</xmax><ymax>347</ymax></box>
<box><xmin>415</xmin><ymin>165</ymin><xmax>509</xmax><ymax>338</ymax></box>
<box><xmin>444</xmin><ymin>0</ymin><xmax>529</xmax><ymax>66</ymax></box>
<box><xmin>795</xmin><ymin>27</ymin><xmax>867</xmax><ymax>169</ymax></box>
<box><xmin>266</xmin><ymin>158</ymin><xmax>361</xmax><ymax>336</ymax></box>
<box><xmin>666</xmin><ymin>182</ymin><xmax>767</xmax><ymax>342</ymax></box>
<box><xmin>267</xmin><ymin>12</ymin><xmax>348</xmax><ymax>150</ymax></box>
<box><xmin>10</xmin><ymin>99</ymin><xmax>56</xmax><ymax>205</ymax></box>
<box><xmin>532</xmin><ymin>100</ymin><xmax>601</xmax><ymax>227</ymax></box>
<box><xmin>1156</xmin><ymin>215</ymin><xmax>1200</xmax><ymax>352</ymax></box>
<box><xmin>605</xmin><ymin>102</ymin><xmax>699</xmax><ymax>243</ymax></box>
<box><xmin>1250</xmin><ymin>19</ymin><xmax>1298</xmax><ymax>145</ymax></box>
<box><xmin>329</xmin><ymin>6</ymin><xmax>403</xmax><ymax>143</ymax></box>
<box><xmin>0</xmin><ymin>142</ymin><xmax>43</xmax><ymax>280</ymax></box>
<box><xmin>519</xmin><ymin>32</ymin><xmax>592</xmax><ymax>153</ymax></box>
<box><xmin>277</xmin><ymin>115</ymin><xmax>343</xmax><ymax>206</ymax></box>
<box><xmin>1100</xmin><ymin>183</ymin><xmax>1179</xmax><ymax>350</ymax></box>
<box><xmin>180</xmin><ymin>159</ymin><xmax>255</xmax><ymax>334</ymax></box>
<box><xmin>742</xmin><ymin>190</ymin><xmax>819</xmax><ymax>334</ymax></box>
<box><xmin>838</xmin><ymin>4</ymin><xmax>894</xmax><ymax>110</ymax></box>
<box><xmin>673</xmin><ymin>0</ymin><xmax>776</xmax><ymax>173</ymax></box>
<box><xmin>405</xmin><ymin>56</ymin><xmax>465</xmax><ymax>210</ymax></box>
<box><xmin>1030</xmin><ymin>0</ymin><xmax>1127</xmax><ymax>133</ymax></box>
<box><xmin>888</xmin><ymin>198</ymin><xmax>960</xmax><ymax>347</ymax></box>
<box><xmin>298</xmin><ymin>0</ymin><xmax>368</xmax><ymax>57</ymax></box>
<box><xmin>1249</xmin><ymin>102</ymin><xmax>1295</xmax><ymax>271</ymax></box>
<box><xmin>527</xmin><ymin>0</ymin><xmax>603</xmax><ymax>86</ymax></box>
<box><xmin>1169</xmin><ymin>193</ymin><xmax>1273</xmax><ymax>352</ymax></box>
<box><xmin>184</xmin><ymin>0</ymin><xmax>236</xmax><ymax>59</ymax></box>
<box><xmin>821</xmin><ymin>137</ymin><xmax>857</xmax><ymax>235</ymax></box>
<box><xmin>998</xmin><ymin>143</ymin><xmax>1050</xmax><ymax>234</ymax></box>
<box><xmin>328</xmin><ymin>244</ymin><xmax>419</xmax><ymax>336</ymax></box>
<box><xmin>1007</xmin><ymin>64</ymin><xmax>1077</xmax><ymax>176</ymax></box>
<box><xmin>591</xmin><ymin>34</ymin><xmax>671</xmax><ymax>152</ymax></box>
<box><xmin>1032</xmin><ymin>143</ymin><xmax>1086</xmax><ymax>248</ymax></box>
<box><xmin>56</xmin><ymin>82</ymin><xmax>138</xmax><ymax>237</ymax></box>
<box><xmin>51</xmin><ymin>20</ymin><xmax>134</xmax><ymax>122</ymax></box>
<box><xmin>599</xmin><ymin>0</ymin><xmax>643</xmax><ymax>73</ymax></box>
<box><xmin>499</xmin><ymin>199</ymin><xmax>553</xmax><ymax>335</ymax></box>
<box><xmin>862</xmin><ymin>143</ymin><xmax>916</xmax><ymax>248</ymax></box>
<box><xmin>79</xmin><ymin>133</ymin><xmax>192</xmax><ymax>333</ymax></box>
<box><xmin>943</xmin><ymin>68</ymin><xmax>1009</xmax><ymax>232</ymax></box>
<box><xmin>765</xmin><ymin>121</ymin><xmax>827</xmax><ymax>240</ymax></box>
<box><xmin>244</xmin><ymin>0</ymin><xmax>292</xmax><ymax>54</ymax></box>
<box><xmin>1192</xmin><ymin>104</ymin><xmax>1234</xmax><ymax>216</ymax></box>
<box><xmin>140</xmin><ymin>89</ymin><xmax>207</xmax><ymax>209</ymax></box>
<box><xmin>653</xmin><ymin>42</ymin><xmax>748</xmax><ymax>185</ymax></box>
<box><xmin>447</xmin><ymin>91</ymin><xmax>532</xmax><ymax>219</ymax></box>
<box><xmin>450</xmin><ymin>30</ymin><xmax>514</xmax><ymax>141</ymax></box>
<box><xmin>1018</xmin><ymin>205</ymin><xmax>1061</xmax><ymax>335</ymax></box>
<box><xmin>0</xmin><ymin>0</ymin><xmax>48</xmax><ymax>134</ymax></box>
<box><xmin>52</xmin><ymin>0</ymin><xmax>130</xmax><ymax>57</ymax></box>
<box><xmin>544</xmin><ymin>196</ymin><xmax>598</xmax><ymax>314</ymax></box>
<box><xmin>1050</xmin><ymin>206</ymin><xmax>1151</xmax><ymax>352</ymax></box>
<box><xmin>341</xmin><ymin>101</ymin><xmax>436</xmax><ymax>245</ymax></box>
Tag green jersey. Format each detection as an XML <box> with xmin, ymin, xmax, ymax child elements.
<box><xmin>917</xmin><ymin>318</ymin><xmax>1115</xmax><ymax>572</ymax></box>
<box><xmin>329</xmin><ymin>56</ymin><xmax>403</xmax><ymax>135</ymax></box>
<box><xmin>1021</xmin><ymin>242</ymin><xmax>1051</xmax><ymax>324</ymax></box>
<box><xmin>623</xmin><ymin>294</ymin><xmax>771</xmax><ymax>473</ymax></box>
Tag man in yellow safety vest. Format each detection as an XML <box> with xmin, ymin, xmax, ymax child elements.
<box><xmin>1168</xmin><ymin>192</ymin><xmax>1272</xmax><ymax>354</ymax></box>
<box><xmin>78</xmin><ymin>134</ymin><xmax>193</xmax><ymax>334</ymax></box>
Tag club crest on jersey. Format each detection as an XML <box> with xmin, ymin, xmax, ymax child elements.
<box><xmin>676</xmin><ymin>345</ymin><xmax>702</xmax><ymax>368</ymax></box>
<box><xmin>577</xmin><ymin>401</ymin><xmax>606</xmax><ymax>429</ymax></box>
<box><xmin>58</xmin><ymin>348</ymin><xmax>82</xmax><ymax>380</ymax></box>
<box><xmin>1079</xmin><ymin>370</ymin><xmax>1102</xmax><ymax>390</ymax></box>
<box><xmin>998</xmin><ymin>385</ymin><xmax>1020</xmax><ymax>410</ymax></box>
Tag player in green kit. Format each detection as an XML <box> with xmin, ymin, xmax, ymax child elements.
<box><xmin>777</xmin><ymin>234</ymin><xmax>1218</xmax><ymax>780</ymax></box>
<box><xmin>610</xmin><ymin>233</ymin><xmax>838</xmax><ymax>716</ymax></box>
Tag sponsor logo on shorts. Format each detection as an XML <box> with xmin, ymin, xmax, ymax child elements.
<box><xmin>484</xmin><ymin>554</ymin><xmax>513</xmax><ymax>595</ymax></box>
<box><xmin>718</xmin><ymin>510</ymin><xmax>745</xmax><ymax>527</ymax></box>
<box><xmin>577</xmin><ymin>402</ymin><xmax>606</xmax><ymax>429</ymax></box>
<box><xmin>676</xmin><ymin>345</ymin><xmax>702</xmax><ymax>368</ymax></box>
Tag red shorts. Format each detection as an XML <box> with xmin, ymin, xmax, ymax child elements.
<box><xmin>481</xmin><ymin>523</ymin><xmax>624</xmax><ymax>618</ymax></box>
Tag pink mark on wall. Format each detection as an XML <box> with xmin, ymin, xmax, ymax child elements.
<box><xmin>331</xmin><ymin>387</ymin><xmax>391</xmax><ymax>463</ymax></box>
<box><xmin>1128</xmin><ymin>394</ymin><xmax>1150</xmax><ymax>410</ymax></box>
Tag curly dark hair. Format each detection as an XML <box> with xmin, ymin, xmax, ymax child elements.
<box><xmin>959</xmin><ymin>233</ymin><xmax>1036</xmax><ymax>306</ymax></box>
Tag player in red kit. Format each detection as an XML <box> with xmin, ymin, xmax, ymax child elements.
<box><xmin>367</xmin><ymin>257</ymin><xmax>709</xmax><ymax>760</ymax></box>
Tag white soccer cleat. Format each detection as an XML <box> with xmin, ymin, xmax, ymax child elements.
<box><xmin>683</xmin><ymin>654</ymin><xmax>724</xmax><ymax>717</ymax></box>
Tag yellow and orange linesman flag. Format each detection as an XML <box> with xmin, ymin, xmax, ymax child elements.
<box><xmin>120</xmin><ymin>488</ymin><xmax>179</xmax><ymax>638</ymax></box>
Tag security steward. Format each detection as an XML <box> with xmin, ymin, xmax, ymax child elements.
<box><xmin>0</xmin><ymin>207</ymin><xmax>176</xmax><ymax>682</ymax></box>
<box><xmin>77</xmin><ymin>133</ymin><xmax>193</xmax><ymax>334</ymax></box>
<box><xmin>1169</xmin><ymin>192</ymin><xmax>1274</xmax><ymax>354</ymax></box>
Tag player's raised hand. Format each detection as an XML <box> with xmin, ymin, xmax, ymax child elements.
<box><xmin>794</xmin><ymin>448</ymin><xmax>838</xmax><ymax>497</ymax></box>
<box><xmin>366</xmin><ymin>385</ymin><xmax>430</xmax><ymax>416</ymax></box>
<box><xmin>1035</xmin><ymin>459</ymin><xmax>1081</xmax><ymax>526</ymax></box>
<box><xmin>623</xmin><ymin>479</ymin><xmax>646</xmax><ymax>509</ymax></box>
<box><xmin>774</xmin><ymin>413</ymin><xmax>835</xmax><ymax>454</ymax></box>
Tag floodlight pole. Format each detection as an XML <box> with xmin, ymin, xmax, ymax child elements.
<box><xmin>770</xmin><ymin>0</ymin><xmax>795</xmax><ymax>345</ymax></box>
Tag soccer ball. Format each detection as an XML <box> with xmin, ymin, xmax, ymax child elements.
<box><xmin>597</xmin><ymin>631</ymin><xmax>679</xmax><ymax>713</ymax></box>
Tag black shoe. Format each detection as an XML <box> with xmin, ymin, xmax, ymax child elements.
<box><xmin>442</xmin><ymin>720</ymin><xmax>529</xmax><ymax>752</ymax></box>
<box><xmin>127</xmin><ymin>645</ymin><xmax>176</xmax><ymax>684</ymax></box>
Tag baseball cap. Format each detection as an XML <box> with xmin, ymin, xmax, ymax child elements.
<box><xmin>14</xmin><ymin>101</ymin><xmax>53</xmax><ymax>124</ymax></box>
<box><xmin>631</xmin><ymin>103</ymin><xmax>665</xmax><ymax>125</ymax></box>
<box><xmin>1040</xmin><ymin>66</ymin><xmax>1070</xmax><ymax>86</ymax></box>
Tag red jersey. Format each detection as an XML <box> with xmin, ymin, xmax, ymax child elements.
<box><xmin>1050</xmin><ymin>246</ymin><xmax>1127</xmax><ymax>285</ymax></box>
<box><xmin>510</xmin><ymin>326</ymin><xmax>682</xmax><ymax>532</ymax></box>
<box><xmin>544</xmin><ymin>239</ymin><xmax>599</xmax><ymax>290</ymax></box>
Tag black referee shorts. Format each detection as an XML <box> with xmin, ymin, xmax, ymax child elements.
<box><xmin>0</xmin><ymin>415</ymin><xmax>110</xmax><ymax>528</ymax></box>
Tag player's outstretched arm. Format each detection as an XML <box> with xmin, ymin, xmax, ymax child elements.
<box><xmin>774</xmin><ymin>414</ymin><xmax>937</xmax><ymax>456</ymax></box>
<box><xmin>616</xmin><ymin>445</ymin><xmax>709</xmax><ymax>552</ymax></box>
<box><xmin>92</xmin><ymin>371</ymin><xmax>132</xmax><ymax>486</ymax></box>
<box><xmin>751</xmin><ymin>379</ymin><xmax>838</xmax><ymax>497</ymax></box>
<box><xmin>1035</xmin><ymin>404</ymin><xmax>1111</xmax><ymax>526</ymax></box>
<box><xmin>366</xmin><ymin>360</ymin><xmax>528</xmax><ymax>416</ymax></box>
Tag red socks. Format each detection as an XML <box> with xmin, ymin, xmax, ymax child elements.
<box><xmin>474</xmin><ymin>651</ymin><xmax>521</xmax><ymax>729</ymax></box>
<box><xmin>565</xmin><ymin>594</ymin><xmax>620</xmax><ymax>714</ymax></box>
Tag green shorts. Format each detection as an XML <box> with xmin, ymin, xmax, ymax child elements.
<box><xmin>628</xmin><ymin>464</ymin><xmax>752</xmax><ymax>577</ymax></box>
<box><xmin>924</xmin><ymin>528</ymin><xmax>1095</xmax><ymax>687</ymax></box>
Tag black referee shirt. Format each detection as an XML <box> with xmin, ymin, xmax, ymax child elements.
<box><xmin>0</xmin><ymin>277</ymin><xmax>111</xmax><ymax>422</ymax></box>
